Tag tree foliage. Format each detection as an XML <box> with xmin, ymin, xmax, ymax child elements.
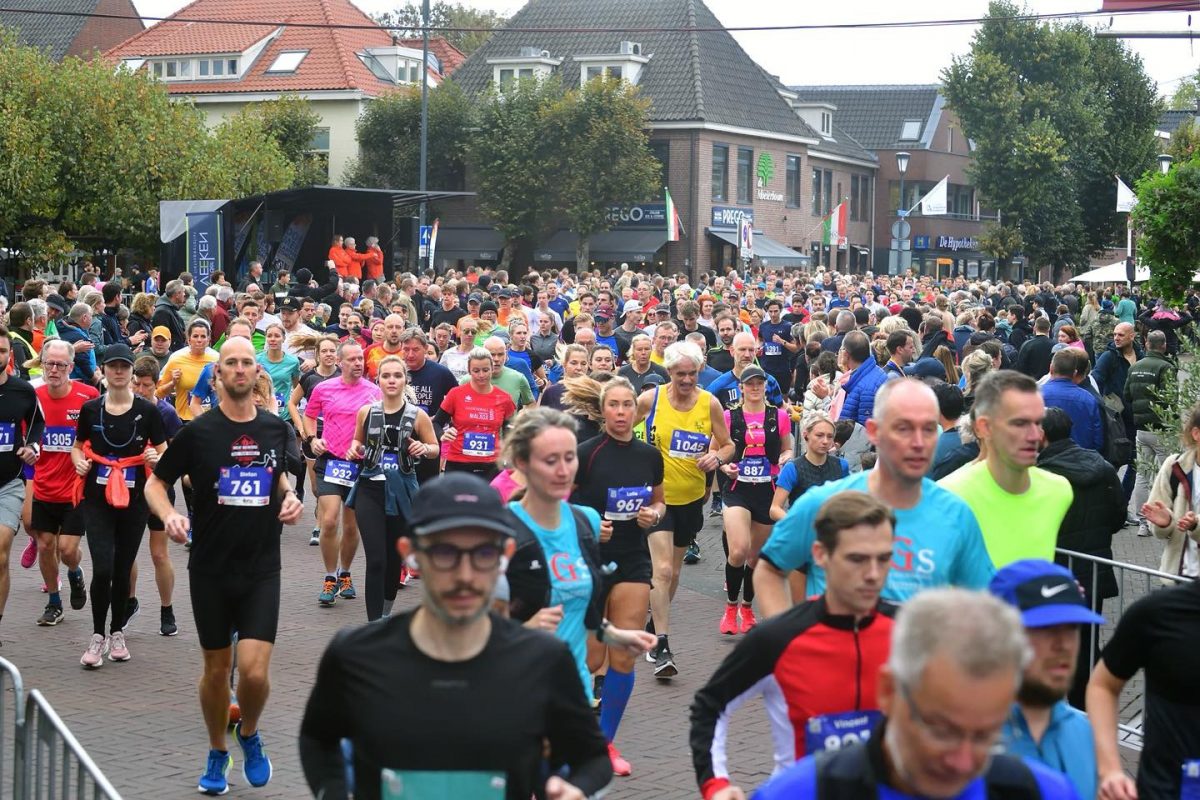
<box><xmin>942</xmin><ymin>1</ymin><xmax>1160</xmax><ymax>276</ymax></box>
<box><xmin>1166</xmin><ymin>119</ymin><xmax>1200</xmax><ymax>163</ymax></box>
<box><xmin>0</xmin><ymin>31</ymin><xmax>294</xmax><ymax>263</ymax></box>
<box><xmin>237</xmin><ymin>95</ymin><xmax>328</xmax><ymax>187</ymax></box>
<box><xmin>373</xmin><ymin>2</ymin><xmax>508</xmax><ymax>56</ymax></box>
<box><xmin>1168</xmin><ymin>67</ymin><xmax>1200</xmax><ymax>111</ymax></box>
<box><xmin>1132</xmin><ymin>149</ymin><xmax>1200</xmax><ymax>305</ymax></box>
<box><xmin>543</xmin><ymin>78</ymin><xmax>662</xmax><ymax>269</ymax></box>
<box><xmin>978</xmin><ymin>222</ymin><xmax>1024</xmax><ymax>278</ymax></box>
<box><xmin>345</xmin><ymin>80</ymin><xmax>473</xmax><ymax>191</ymax></box>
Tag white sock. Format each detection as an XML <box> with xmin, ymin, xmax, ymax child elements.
<box><xmin>381</xmin><ymin>599</ymin><xmax>394</xmax><ymax>617</ymax></box>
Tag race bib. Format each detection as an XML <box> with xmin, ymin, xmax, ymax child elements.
<box><xmin>463</xmin><ymin>431</ymin><xmax>496</xmax><ymax>458</ymax></box>
<box><xmin>0</xmin><ymin>422</ymin><xmax>14</xmax><ymax>452</ymax></box>
<box><xmin>275</xmin><ymin>392</ymin><xmax>287</xmax><ymax>410</ymax></box>
<box><xmin>763</xmin><ymin>342</ymin><xmax>782</xmax><ymax>357</ymax></box>
<box><xmin>380</xmin><ymin>452</ymin><xmax>400</xmax><ymax>471</ymax></box>
<box><xmin>1183</xmin><ymin>760</ymin><xmax>1200</xmax><ymax>800</ymax></box>
<box><xmin>218</xmin><ymin>466</ymin><xmax>271</xmax><ymax>507</ymax></box>
<box><xmin>605</xmin><ymin>486</ymin><xmax>651</xmax><ymax>521</ymax></box>
<box><xmin>668</xmin><ymin>429</ymin><xmax>710</xmax><ymax>459</ymax></box>
<box><xmin>381</xmin><ymin>768</ymin><xmax>505</xmax><ymax>799</ymax></box>
<box><xmin>42</xmin><ymin>426</ymin><xmax>75</xmax><ymax>453</ymax></box>
<box><xmin>737</xmin><ymin>456</ymin><xmax>772</xmax><ymax>483</ymax></box>
<box><xmin>323</xmin><ymin>458</ymin><xmax>359</xmax><ymax>487</ymax></box>
<box><xmin>96</xmin><ymin>465</ymin><xmax>136</xmax><ymax>488</ymax></box>
<box><xmin>805</xmin><ymin>710</ymin><xmax>883</xmax><ymax>754</ymax></box>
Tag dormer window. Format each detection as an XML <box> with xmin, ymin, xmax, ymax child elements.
<box><xmin>499</xmin><ymin>68</ymin><xmax>535</xmax><ymax>88</ymax></box>
<box><xmin>149</xmin><ymin>56</ymin><xmax>239</xmax><ymax>81</ymax></box>
<box><xmin>584</xmin><ymin>65</ymin><xmax>622</xmax><ymax>82</ymax></box>
<box><xmin>573</xmin><ymin>47</ymin><xmax>649</xmax><ymax>88</ymax></box>
<box><xmin>820</xmin><ymin>111</ymin><xmax>832</xmax><ymax>136</ymax></box>
<box><xmin>489</xmin><ymin>49</ymin><xmax>562</xmax><ymax>88</ymax></box>
<box><xmin>900</xmin><ymin>119</ymin><xmax>922</xmax><ymax>140</ymax></box>
<box><xmin>361</xmin><ymin>46</ymin><xmax>431</xmax><ymax>85</ymax></box>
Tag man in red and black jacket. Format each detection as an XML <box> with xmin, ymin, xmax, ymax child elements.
<box><xmin>690</xmin><ymin>491</ymin><xmax>897</xmax><ymax>800</ymax></box>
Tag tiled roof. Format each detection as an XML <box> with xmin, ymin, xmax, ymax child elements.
<box><xmin>105</xmin><ymin>0</ymin><xmax>399</xmax><ymax>95</ymax></box>
<box><xmin>452</xmin><ymin>0</ymin><xmax>817</xmax><ymax>141</ymax></box>
<box><xmin>1159</xmin><ymin>109</ymin><xmax>1198</xmax><ymax>135</ymax></box>
<box><xmin>397</xmin><ymin>38</ymin><xmax>467</xmax><ymax>77</ymax></box>
<box><xmin>809</xmin><ymin>123</ymin><xmax>878</xmax><ymax>164</ymax></box>
<box><xmin>787</xmin><ymin>84</ymin><xmax>943</xmax><ymax>150</ymax></box>
<box><xmin>2</xmin><ymin>0</ymin><xmax>97</xmax><ymax>61</ymax></box>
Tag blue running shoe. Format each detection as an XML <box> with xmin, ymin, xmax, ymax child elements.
<box><xmin>318</xmin><ymin>577</ymin><xmax>338</xmax><ymax>606</ymax></box>
<box><xmin>235</xmin><ymin>723</ymin><xmax>272</xmax><ymax>788</ymax></box>
<box><xmin>337</xmin><ymin>574</ymin><xmax>356</xmax><ymax>600</ymax></box>
<box><xmin>198</xmin><ymin>749</ymin><xmax>232</xmax><ymax>795</ymax></box>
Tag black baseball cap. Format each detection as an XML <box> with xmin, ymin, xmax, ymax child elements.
<box><xmin>409</xmin><ymin>473</ymin><xmax>513</xmax><ymax>538</ymax></box>
<box><xmin>102</xmin><ymin>344</ymin><xmax>135</xmax><ymax>366</ymax></box>
<box><xmin>279</xmin><ymin>296</ymin><xmax>301</xmax><ymax>312</ymax></box>
<box><xmin>738</xmin><ymin>365</ymin><xmax>767</xmax><ymax>383</ymax></box>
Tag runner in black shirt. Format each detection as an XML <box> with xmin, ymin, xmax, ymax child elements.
<box><xmin>72</xmin><ymin>345</ymin><xmax>167</xmax><ymax>668</ymax></box>
<box><xmin>0</xmin><ymin>326</ymin><xmax>44</xmax><ymax>644</ymax></box>
<box><xmin>399</xmin><ymin>329</ymin><xmax>458</xmax><ymax>485</ymax></box>
<box><xmin>300</xmin><ymin>473</ymin><xmax>612</xmax><ymax>800</ymax></box>
<box><xmin>147</xmin><ymin>337</ymin><xmax>303</xmax><ymax>796</ymax></box>
<box><xmin>571</xmin><ymin>376</ymin><xmax>665</xmax><ymax>777</ymax></box>
<box><xmin>1088</xmin><ymin>577</ymin><xmax>1200</xmax><ymax>800</ymax></box>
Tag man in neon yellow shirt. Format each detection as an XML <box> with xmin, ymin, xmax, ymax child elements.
<box><xmin>939</xmin><ymin>370</ymin><xmax>1072</xmax><ymax>567</ymax></box>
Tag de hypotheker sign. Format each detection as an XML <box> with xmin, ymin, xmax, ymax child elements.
<box><xmin>711</xmin><ymin>206</ymin><xmax>754</xmax><ymax>229</ymax></box>
<box><xmin>604</xmin><ymin>203</ymin><xmax>667</xmax><ymax>228</ymax></box>
<box><xmin>937</xmin><ymin>235</ymin><xmax>980</xmax><ymax>252</ymax></box>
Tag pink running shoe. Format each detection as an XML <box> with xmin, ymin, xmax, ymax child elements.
<box><xmin>607</xmin><ymin>743</ymin><xmax>632</xmax><ymax>777</ymax></box>
<box><xmin>719</xmin><ymin>603</ymin><xmax>739</xmax><ymax>635</ymax></box>
<box><xmin>40</xmin><ymin>578</ymin><xmax>62</xmax><ymax>594</ymax></box>
<box><xmin>738</xmin><ymin>605</ymin><xmax>758</xmax><ymax>633</ymax></box>
<box><xmin>20</xmin><ymin>536</ymin><xmax>36</xmax><ymax>569</ymax></box>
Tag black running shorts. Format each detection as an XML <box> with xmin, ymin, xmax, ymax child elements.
<box><xmin>190</xmin><ymin>570</ymin><xmax>281</xmax><ymax>650</ymax></box>
<box><xmin>30</xmin><ymin>499</ymin><xmax>85</xmax><ymax>537</ymax></box>
<box><xmin>650</xmin><ymin>498</ymin><xmax>706</xmax><ymax>548</ymax></box>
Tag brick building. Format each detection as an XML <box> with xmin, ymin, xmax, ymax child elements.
<box><xmin>447</xmin><ymin>0</ymin><xmax>877</xmax><ymax>281</ymax></box>
<box><xmin>1</xmin><ymin>0</ymin><xmax>143</xmax><ymax>61</ymax></box>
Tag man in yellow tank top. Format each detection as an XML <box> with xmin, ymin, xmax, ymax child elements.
<box><xmin>636</xmin><ymin>341</ymin><xmax>733</xmax><ymax>679</ymax></box>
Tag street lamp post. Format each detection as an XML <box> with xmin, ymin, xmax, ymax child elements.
<box><xmin>418</xmin><ymin>0</ymin><xmax>431</xmax><ymax>271</ymax></box>
<box><xmin>1158</xmin><ymin>153</ymin><xmax>1174</xmax><ymax>175</ymax></box>
<box><xmin>890</xmin><ymin>151</ymin><xmax>911</xmax><ymax>276</ymax></box>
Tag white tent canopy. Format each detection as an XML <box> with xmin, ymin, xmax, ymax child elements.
<box><xmin>1069</xmin><ymin>261</ymin><xmax>1149</xmax><ymax>283</ymax></box>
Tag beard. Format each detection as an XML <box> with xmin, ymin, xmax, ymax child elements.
<box><xmin>420</xmin><ymin>579</ymin><xmax>489</xmax><ymax>628</ymax></box>
<box><xmin>1017</xmin><ymin>675</ymin><xmax>1068</xmax><ymax>708</ymax></box>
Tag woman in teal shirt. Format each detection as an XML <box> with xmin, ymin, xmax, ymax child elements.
<box><xmin>256</xmin><ymin>323</ymin><xmax>300</xmax><ymax>418</ymax></box>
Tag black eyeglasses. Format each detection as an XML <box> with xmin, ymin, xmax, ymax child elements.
<box><xmin>418</xmin><ymin>542</ymin><xmax>503</xmax><ymax>571</ymax></box>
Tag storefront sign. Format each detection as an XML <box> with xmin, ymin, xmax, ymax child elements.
<box><xmin>604</xmin><ymin>203</ymin><xmax>667</xmax><ymax>227</ymax></box>
<box><xmin>755</xmin><ymin>154</ymin><xmax>783</xmax><ymax>201</ymax></box>
<box><xmin>711</xmin><ymin>205</ymin><xmax>754</xmax><ymax>229</ymax></box>
<box><xmin>937</xmin><ymin>235</ymin><xmax>980</xmax><ymax>252</ymax></box>
<box><xmin>913</xmin><ymin>235</ymin><xmax>930</xmax><ymax>250</ymax></box>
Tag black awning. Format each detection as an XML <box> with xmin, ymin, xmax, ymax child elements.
<box><xmin>437</xmin><ymin>227</ymin><xmax>504</xmax><ymax>261</ymax></box>
<box><xmin>588</xmin><ymin>229</ymin><xmax>668</xmax><ymax>262</ymax></box>
<box><xmin>707</xmin><ymin>228</ymin><xmax>808</xmax><ymax>266</ymax></box>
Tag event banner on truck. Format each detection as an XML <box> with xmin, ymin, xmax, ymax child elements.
<box><xmin>186</xmin><ymin>211</ymin><xmax>222</xmax><ymax>291</ymax></box>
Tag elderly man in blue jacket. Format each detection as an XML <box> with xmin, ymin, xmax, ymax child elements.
<box><xmin>838</xmin><ymin>330</ymin><xmax>888</xmax><ymax>425</ymax></box>
<box><xmin>1040</xmin><ymin>349</ymin><xmax>1104</xmax><ymax>452</ymax></box>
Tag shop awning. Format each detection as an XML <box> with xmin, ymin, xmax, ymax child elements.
<box><xmin>708</xmin><ymin>228</ymin><xmax>809</xmax><ymax>266</ymax></box>
<box><xmin>436</xmin><ymin>226</ymin><xmax>504</xmax><ymax>261</ymax></box>
<box><xmin>534</xmin><ymin>229</ymin><xmax>668</xmax><ymax>263</ymax></box>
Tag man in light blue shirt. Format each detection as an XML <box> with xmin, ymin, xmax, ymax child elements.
<box><xmin>755</xmin><ymin>378</ymin><xmax>995</xmax><ymax>615</ymax></box>
<box><xmin>990</xmin><ymin>560</ymin><xmax>1102</xmax><ymax>800</ymax></box>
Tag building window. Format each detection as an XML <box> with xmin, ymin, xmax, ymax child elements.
<box><xmin>585</xmin><ymin>65</ymin><xmax>622</xmax><ymax>82</ymax></box>
<box><xmin>266</xmin><ymin>51</ymin><xmax>307</xmax><ymax>74</ymax></box>
<box><xmin>900</xmin><ymin>119</ymin><xmax>921</xmax><ymax>140</ymax></box>
<box><xmin>736</xmin><ymin>147</ymin><xmax>753</xmax><ymax>204</ymax></box>
<box><xmin>820</xmin><ymin>111</ymin><xmax>832</xmax><ymax>136</ymax></box>
<box><xmin>786</xmin><ymin>155</ymin><xmax>801</xmax><ymax>208</ymax></box>
<box><xmin>154</xmin><ymin>59</ymin><xmax>193</xmax><ymax>79</ymax></box>
<box><xmin>823</xmin><ymin>170</ymin><xmax>833</xmax><ymax>215</ymax></box>
<box><xmin>308</xmin><ymin>128</ymin><xmax>330</xmax><ymax>183</ymax></box>
<box><xmin>711</xmin><ymin>144</ymin><xmax>728</xmax><ymax>202</ymax></box>
<box><xmin>850</xmin><ymin>175</ymin><xmax>860</xmax><ymax>221</ymax></box>
<box><xmin>811</xmin><ymin>167</ymin><xmax>822</xmax><ymax>216</ymax></box>
<box><xmin>860</xmin><ymin>176</ymin><xmax>871</xmax><ymax>222</ymax></box>
<box><xmin>649</xmin><ymin>140</ymin><xmax>669</xmax><ymax>192</ymax></box>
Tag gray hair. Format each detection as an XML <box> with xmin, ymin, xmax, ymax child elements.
<box><xmin>663</xmin><ymin>340</ymin><xmax>704</xmax><ymax>371</ymax></box>
<box><xmin>198</xmin><ymin>295</ymin><xmax>217</xmax><ymax>313</ymax></box>
<box><xmin>365</xmin><ymin>236</ymin><xmax>378</xmax><ymax>247</ymax></box>
<box><xmin>216</xmin><ymin>285</ymin><xmax>234</xmax><ymax>302</ymax></box>
<box><xmin>68</xmin><ymin>302</ymin><xmax>92</xmax><ymax>322</ymax></box>
<box><xmin>205</xmin><ymin>285</ymin><xmax>220</xmax><ymax>297</ymax></box>
<box><xmin>28</xmin><ymin>299</ymin><xmax>47</xmax><ymax>321</ymax></box>
<box><xmin>889</xmin><ymin>589</ymin><xmax>1030</xmax><ymax>691</ymax></box>
<box><xmin>971</xmin><ymin>369</ymin><xmax>1037</xmax><ymax>421</ymax></box>
<box><xmin>40</xmin><ymin>338</ymin><xmax>73</xmax><ymax>361</ymax></box>
<box><xmin>685</xmin><ymin>331</ymin><xmax>708</xmax><ymax>351</ymax></box>
<box><xmin>164</xmin><ymin>280</ymin><xmax>184</xmax><ymax>297</ymax></box>
<box><xmin>1147</xmin><ymin>330</ymin><xmax>1167</xmax><ymax>353</ymax></box>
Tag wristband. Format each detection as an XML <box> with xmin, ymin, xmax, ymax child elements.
<box><xmin>595</xmin><ymin>620</ymin><xmax>611</xmax><ymax>644</ymax></box>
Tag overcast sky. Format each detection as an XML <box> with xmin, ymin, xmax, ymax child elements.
<box><xmin>133</xmin><ymin>0</ymin><xmax>1199</xmax><ymax>98</ymax></box>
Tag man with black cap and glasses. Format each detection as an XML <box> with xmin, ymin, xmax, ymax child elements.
<box><xmin>989</xmin><ymin>559</ymin><xmax>1103</xmax><ymax>800</ymax></box>
<box><xmin>300</xmin><ymin>473</ymin><xmax>613</xmax><ymax>800</ymax></box>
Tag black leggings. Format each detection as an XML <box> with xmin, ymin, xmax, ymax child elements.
<box><xmin>82</xmin><ymin>499</ymin><xmax>149</xmax><ymax>637</ymax></box>
<box><xmin>352</xmin><ymin>480</ymin><xmax>405</xmax><ymax>622</ymax></box>
<box><xmin>443</xmin><ymin>460</ymin><xmax>498</xmax><ymax>481</ymax></box>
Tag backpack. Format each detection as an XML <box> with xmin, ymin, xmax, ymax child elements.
<box><xmin>1100</xmin><ymin>404</ymin><xmax>1132</xmax><ymax>469</ymax></box>
<box><xmin>506</xmin><ymin>505</ymin><xmax>606</xmax><ymax>631</ymax></box>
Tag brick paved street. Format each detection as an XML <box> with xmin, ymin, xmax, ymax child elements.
<box><xmin>0</xmin><ymin>492</ymin><xmax>1164</xmax><ymax>798</ymax></box>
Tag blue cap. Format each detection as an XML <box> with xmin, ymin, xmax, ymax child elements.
<box><xmin>988</xmin><ymin>559</ymin><xmax>1105</xmax><ymax>628</ymax></box>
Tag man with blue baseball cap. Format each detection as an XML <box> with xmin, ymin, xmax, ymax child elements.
<box><xmin>990</xmin><ymin>559</ymin><xmax>1102</xmax><ymax>800</ymax></box>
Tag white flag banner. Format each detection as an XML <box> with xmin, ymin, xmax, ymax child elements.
<box><xmin>918</xmin><ymin>176</ymin><xmax>949</xmax><ymax>216</ymax></box>
<box><xmin>1116</xmin><ymin>177</ymin><xmax>1137</xmax><ymax>212</ymax></box>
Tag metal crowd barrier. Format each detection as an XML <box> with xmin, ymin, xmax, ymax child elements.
<box><xmin>0</xmin><ymin>659</ymin><xmax>120</xmax><ymax>799</ymax></box>
<box><xmin>1055</xmin><ymin>547</ymin><xmax>1191</xmax><ymax>752</ymax></box>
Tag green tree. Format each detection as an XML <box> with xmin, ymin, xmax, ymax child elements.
<box><xmin>469</xmin><ymin>77</ymin><xmax>562</xmax><ymax>270</ymax></box>
<box><xmin>345</xmin><ymin>80</ymin><xmax>473</xmax><ymax>191</ymax></box>
<box><xmin>374</xmin><ymin>2</ymin><xmax>507</xmax><ymax>56</ymax></box>
<box><xmin>0</xmin><ymin>31</ymin><xmax>293</xmax><ymax>262</ymax></box>
<box><xmin>1168</xmin><ymin>67</ymin><xmax>1200</xmax><ymax>111</ymax></box>
<box><xmin>239</xmin><ymin>95</ymin><xmax>327</xmax><ymax>186</ymax></box>
<box><xmin>1132</xmin><ymin>149</ymin><xmax>1200</xmax><ymax>305</ymax></box>
<box><xmin>543</xmin><ymin>78</ymin><xmax>662</xmax><ymax>270</ymax></box>
<box><xmin>1167</xmin><ymin>119</ymin><xmax>1200</xmax><ymax>162</ymax></box>
<box><xmin>942</xmin><ymin>1</ymin><xmax>1160</xmax><ymax>278</ymax></box>
<box><xmin>978</xmin><ymin>222</ymin><xmax>1024</xmax><ymax>280</ymax></box>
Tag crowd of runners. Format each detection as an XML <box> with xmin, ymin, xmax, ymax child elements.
<box><xmin>0</xmin><ymin>248</ymin><xmax>1195</xmax><ymax>799</ymax></box>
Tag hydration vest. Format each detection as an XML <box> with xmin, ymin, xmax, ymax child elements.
<box><xmin>361</xmin><ymin>401</ymin><xmax>420</xmax><ymax>474</ymax></box>
<box><xmin>728</xmin><ymin>404</ymin><xmax>782</xmax><ymax>464</ymax></box>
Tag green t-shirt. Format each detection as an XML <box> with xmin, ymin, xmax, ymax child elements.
<box><xmin>460</xmin><ymin>367</ymin><xmax>532</xmax><ymax>409</ymax></box>
<box><xmin>938</xmin><ymin>460</ymin><xmax>1073</xmax><ymax>568</ymax></box>
<box><xmin>256</xmin><ymin>351</ymin><xmax>301</xmax><ymax>416</ymax></box>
